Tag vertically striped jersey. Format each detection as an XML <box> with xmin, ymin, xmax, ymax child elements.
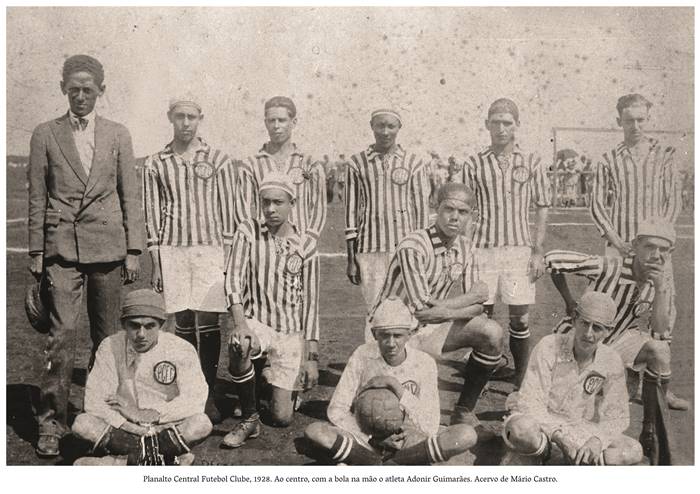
<box><xmin>591</xmin><ymin>138</ymin><xmax>681</xmax><ymax>244</ymax></box>
<box><xmin>345</xmin><ymin>144</ymin><xmax>431</xmax><ymax>253</ymax></box>
<box><xmin>371</xmin><ymin>225</ymin><xmax>477</xmax><ymax>317</ymax></box>
<box><xmin>143</xmin><ymin>139</ymin><xmax>236</xmax><ymax>251</ymax></box>
<box><xmin>452</xmin><ymin>146</ymin><xmax>552</xmax><ymax>249</ymax></box>
<box><xmin>235</xmin><ymin>145</ymin><xmax>327</xmax><ymax>254</ymax></box>
<box><xmin>544</xmin><ymin>249</ymin><xmax>676</xmax><ymax>344</ymax></box>
<box><xmin>225</xmin><ymin>219</ymin><xmax>315</xmax><ymax>339</ymax></box>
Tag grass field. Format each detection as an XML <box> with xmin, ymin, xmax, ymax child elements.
<box><xmin>4</xmin><ymin>165</ymin><xmax>695</xmax><ymax>465</ymax></box>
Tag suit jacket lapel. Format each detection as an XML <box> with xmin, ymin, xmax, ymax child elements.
<box><xmin>50</xmin><ymin>113</ymin><xmax>88</xmax><ymax>185</ymax></box>
<box><xmin>84</xmin><ymin>116</ymin><xmax>109</xmax><ymax>196</ymax></box>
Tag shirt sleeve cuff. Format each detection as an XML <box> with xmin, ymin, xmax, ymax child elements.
<box><xmin>228</xmin><ymin>293</ymin><xmax>242</xmax><ymax>306</ymax></box>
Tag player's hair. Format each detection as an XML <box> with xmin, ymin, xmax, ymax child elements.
<box><xmin>616</xmin><ymin>93</ymin><xmax>652</xmax><ymax>115</ymax></box>
<box><xmin>264</xmin><ymin>96</ymin><xmax>297</xmax><ymax>118</ymax></box>
<box><xmin>436</xmin><ymin>182</ymin><xmax>474</xmax><ymax>207</ymax></box>
<box><xmin>487</xmin><ymin>98</ymin><xmax>519</xmax><ymax>121</ymax></box>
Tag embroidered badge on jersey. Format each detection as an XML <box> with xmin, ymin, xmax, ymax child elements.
<box><xmin>402</xmin><ymin>380</ymin><xmax>420</xmax><ymax>397</ymax></box>
<box><xmin>288</xmin><ymin>166</ymin><xmax>308</xmax><ymax>185</ymax></box>
<box><xmin>512</xmin><ymin>165</ymin><xmax>531</xmax><ymax>184</ymax></box>
<box><xmin>391</xmin><ymin>166</ymin><xmax>410</xmax><ymax>186</ymax></box>
<box><xmin>154</xmin><ymin>361</ymin><xmax>177</xmax><ymax>385</ymax></box>
<box><xmin>193</xmin><ymin>161</ymin><xmax>215</xmax><ymax>180</ymax></box>
<box><xmin>583</xmin><ymin>371</ymin><xmax>606</xmax><ymax>395</ymax></box>
<box><xmin>285</xmin><ymin>252</ymin><xmax>304</xmax><ymax>276</ymax></box>
<box><xmin>448</xmin><ymin>262</ymin><xmax>464</xmax><ymax>282</ymax></box>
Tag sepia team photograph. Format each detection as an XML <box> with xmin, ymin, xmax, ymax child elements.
<box><xmin>2</xmin><ymin>3</ymin><xmax>697</xmax><ymax>492</ymax></box>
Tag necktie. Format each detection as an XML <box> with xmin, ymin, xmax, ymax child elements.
<box><xmin>78</xmin><ymin>118</ymin><xmax>88</xmax><ymax>131</ymax></box>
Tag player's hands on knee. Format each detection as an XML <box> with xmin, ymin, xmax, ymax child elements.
<box><xmin>346</xmin><ymin>259</ymin><xmax>361</xmax><ymax>285</ymax></box>
<box><xmin>574</xmin><ymin>436</ymin><xmax>603</xmax><ymax>465</ymax></box>
<box><xmin>228</xmin><ymin>324</ymin><xmax>260</xmax><ymax>360</ymax></box>
<box><xmin>371</xmin><ymin>430</ymin><xmax>407</xmax><ymax>452</ymax></box>
<box><xmin>470</xmin><ymin>280</ymin><xmax>490</xmax><ymax>304</ymax></box>
<box><xmin>301</xmin><ymin>360</ymin><xmax>319</xmax><ymax>391</ymax></box>
<box><xmin>360</xmin><ymin>375</ymin><xmax>404</xmax><ymax>400</ymax></box>
<box><xmin>28</xmin><ymin>253</ymin><xmax>43</xmax><ymax>280</ymax></box>
<box><xmin>415</xmin><ymin>301</ymin><xmax>453</xmax><ymax>324</ymax></box>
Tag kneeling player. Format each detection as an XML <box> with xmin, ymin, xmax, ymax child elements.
<box><xmin>503</xmin><ymin>292</ymin><xmax>642</xmax><ymax>466</ymax></box>
<box><xmin>303</xmin><ymin>298</ymin><xmax>476</xmax><ymax>465</ymax></box>
<box><xmin>222</xmin><ymin>173</ymin><xmax>318</xmax><ymax>448</ymax></box>
<box><xmin>72</xmin><ymin>289</ymin><xmax>212</xmax><ymax>465</ymax></box>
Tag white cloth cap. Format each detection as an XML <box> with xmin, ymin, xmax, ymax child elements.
<box><xmin>370</xmin><ymin>296</ymin><xmax>417</xmax><ymax>331</ymax></box>
<box><xmin>636</xmin><ymin>217</ymin><xmax>676</xmax><ymax>244</ymax></box>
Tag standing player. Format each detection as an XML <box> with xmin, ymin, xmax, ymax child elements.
<box><xmin>223</xmin><ymin>173</ymin><xmax>318</xmax><ymax>448</ymax></box>
<box><xmin>545</xmin><ymin>219</ymin><xmax>686</xmax><ymax>464</ymax></box>
<box><xmin>452</xmin><ymin>98</ymin><xmax>552</xmax><ymax>387</ymax></box>
<box><xmin>503</xmin><ymin>292</ymin><xmax>642</xmax><ymax>466</ymax></box>
<box><xmin>370</xmin><ymin>183</ymin><xmax>504</xmax><ymax>430</ymax></box>
<box><xmin>590</xmin><ymin>94</ymin><xmax>685</xmax><ymax>410</ymax></box>
<box><xmin>235</xmin><ymin>96</ymin><xmax>326</xmax><ymax>363</ymax></box>
<box><xmin>142</xmin><ymin>95</ymin><xmax>236</xmax><ymax>422</ymax></box>
<box><xmin>27</xmin><ymin>55</ymin><xmax>143</xmax><ymax>457</ymax></box>
<box><xmin>345</xmin><ymin>109</ymin><xmax>432</xmax><ymax>334</ymax></box>
<box><xmin>302</xmin><ymin>297</ymin><xmax>477</xmax><ymax>465</ymax></box>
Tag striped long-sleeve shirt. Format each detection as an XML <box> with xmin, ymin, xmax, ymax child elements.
<box><xmin>452</xmin><ymin>146</ymin><xmax>552</xmax><ymax>249</ymax></box>
<box><xmin>370</xmin><ymin>225</ymin><xmax>478</xmax><ymax>318</ymax></box>
<box><xmin>143</xmin><ymin>139</ymin><xmax>236</xmax><ymax>251</ymax></box>
<box><xmin>345</xmin><ymin>144</ymin><xmax>432</xmax><ymax>253</ymax></box>
<box><xmin>225</xmin><ymin>219</ymin><xmax>315</xmax><ymax>340</ymax></box>
<box><xmin>234</xmin><ymin>145</ymin><xmax>327</xmax><ymax>254</ymax></box>
<box><xmin>591</xmin><ymin>138</ymin><xmax>681</xmax><ymax>244</ymax></box>
<box><xmin>544</xmin><ymin>250</ymin><xmax>676</xmax><ymax>344</ymax></box>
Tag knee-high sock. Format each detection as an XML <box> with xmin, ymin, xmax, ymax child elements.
<box><xmin>252</xmin><ymin>355</ymin><xmax>270</xmax><ymax>406</ymax></box>
<box><xmin>456</xmin><ymin>351</ymin><xmax>501</xmax><ymax>410</ymax></box>
<box><xmin>195</xmin><ymin>313</ymin><xmax>221</xmax><ymax>389</ymax></box>
<box><xmin>641</xmin><ymin>369</ymin><xmax>671</xmax><ymax>428</ymax></box>
<box><xmin>392</xmin><ymin>435</ymin><xmax>448</xmax><ymax>465</ymax></box>
<box><xmin>156</xmin><ymin>425</ymin><xmax>190</xmax><ymax>459</ymax></box>
<box><xmin>97</xmin><ymin>427</ymin><xmax>141</xmax><ymax>465</ymax></box>
<box><xmin>509</xmin><ymin>324</ymin><xmax>531</xmax><ymax>388</ymax></box>
<box><xmin>231</xmin><ymin>365</ymin><xmax>257</xmax><ymax>418</ymax></box>
<box><xmin>327</xmin><ymin>433</ymin><xmax>382</xmax><ymax>465</ymax></box>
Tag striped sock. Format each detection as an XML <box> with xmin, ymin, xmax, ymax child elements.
<box><xmin>456</xmin><ymin>351</ymin><xmax>502</xmax><ymax>410</ymax></box>
<box><xmin>231</xmin><ymin>366</ymin><xmax>257</xmax><ymax>418</ymax></box>
<box><xmin>328</xmin><ymin>433</ymin><xmax>381</xmax><ymax>465</ymax></box>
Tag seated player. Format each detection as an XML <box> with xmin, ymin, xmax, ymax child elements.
<box><xmin>369</xmin><ymin>183</ymin><xmax>503</xmax><ymax>431</ymax></box>
<box><xmin>545</xmin><ymin>218</ymin><xmax>686</xmax><ymax>464</ymax></box>
<box><xmin>502</xmin><ymin>292</ymin><xmax>642</xmax><ymax>465</ymax></box>
<box><xmin>222</xmin><ymin>172</ymin><xmax>318</xmax><ymax>448</ymax></box>
<box><xmin>302</xmin><ymin>297</ymin><xmax>477</xmax><ymax>465</ymax></box>
<box><xmin>71</xmin><ymin>289</ymin><xmax>212</xmax><ymax>465</ymax></box>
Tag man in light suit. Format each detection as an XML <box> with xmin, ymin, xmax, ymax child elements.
<box><xmin>27</xmin><ymin>54</ymin><xmax>144</xmax><ymax>458</ymax></box>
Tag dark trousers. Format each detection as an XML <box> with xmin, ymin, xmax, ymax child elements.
<box><xmin>37</xmin><ymin>259</ymin><xmax>123</xmax><ymax>428</ymax></box>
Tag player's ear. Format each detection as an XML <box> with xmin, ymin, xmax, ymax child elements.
<box><xmin>60</xmin><ymin>80</ymin><xmax>67</xmax><ymax>95</ymax></box>
<box><xmin>616</xmin><ymin>116</ymin><xmax>622</xmax><ymax>128</ymax></box>
<box><xmin>484</xmin><ymin>119</ymin><xmax>489</xmax><ymax>131</ymax></box>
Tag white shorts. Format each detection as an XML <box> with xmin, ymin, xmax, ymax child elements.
<box><xmin>356</xmin><ymin>252</ymin><xmax>393</xmax><ymax>309</ymax></box>
<box><xmin>407</xmin><ymin>322</ymin><xmax>451</xmax><ymax>359</ymax></box>
<box><xmin>609</xmin><ymin>329</ymin><xmax>652</xmax><ymax>371</ymax></box>
<box><xmin>248</xmin><ymin>319</ymin><xmax>305</xmax><ymax>391</ymax></box>
<box><xmin>475</xmin><ymin>246</ymin><xmax>535</xmax><ymax>306</ymax></box>
<box><xmin>159</xmin><ymin>245</ymin><xmax>227</xmax><ymax>314</ymax></box>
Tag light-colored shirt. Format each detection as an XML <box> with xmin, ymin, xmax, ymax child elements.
<box><xmin>513</xmin><ymin>333</ymin><xmax>629</xmax><ymax>450</ymax></box>
<box><xmin>143</xmin><ymin>138</ymin><xmax>236</xmax><ymax>251</ymax></box>
<box><xmin>591</xmin><ymin>137</ymin><xmax>681</xmax><ymax>244</ymax></box>
<box><xmin>327</xmin><ymin>342</ymin><xmax>440</xmax><ymax>447</ymax></box>
<box><xmin>69</xmin><ymin>110</ymin><xmax>95</xmax><ymax>176</ymax></box>
<box><xmin>345</xmin><ymin>144</ymin><xmax>432</xmax><ymax>253</ymax></box>
<box><xmin>452</xmin><ymin>145</ymin><xmax>552</xmax><ymax>248</ymax></box>
<box><xmin>84</xmin><ymin>331</ymin><xmax>208</xmax><ymax>429</ymax></box>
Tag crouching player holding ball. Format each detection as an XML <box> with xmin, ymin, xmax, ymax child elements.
<box><xmin>502</xmin><ymin>292</ymin><xmax>642</xmax><ymax>466</ymax></box>
<box><xmin>302</xmin><ymin>297</ymin><xmax>476</xmax><ymax>465</ymax></box>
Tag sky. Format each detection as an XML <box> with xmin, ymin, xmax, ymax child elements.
<box><xmin>5</xmin><ymin>6</ymin><xmax>694</xmax><ymax>166</ymax></box>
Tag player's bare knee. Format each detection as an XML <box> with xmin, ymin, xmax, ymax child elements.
<box><xmin>604</xmin><ymin>437</ymin><xmax>643</xmax><ymax>465</ymax></box>
<box><xmin>439</xmin><ymin>424</ymin><xmax>477</xmax><ymax>455</ymax></box>
<box><xmin>476</xmin><ymin>319</ymin><xmax>503</xmax><ymax>354</ymax></box>
<box><xmin>71</xmin><ymin>413</ymin><xmax>107</xmax><ymax>443</ymax></box>
<box><xmin>645</xmin><ymin>340</ymin><xmax>671</xmax><ymax>371</ymax></box>
<box><xmin>505</xmin><ymin>415</ymin><xmax>541</xmax><ymax>452</ymax></box>
<box><xmin>304</xmin><ymin>422</ymin><xmax>338</xmax><ymax>450</ymax></box>
<box><xmin>180</xmin><ymin>413</ymin><xmax>213</xmax><ymax>443</ymax></box>
<box><xmin>509</xmin><ymin>312</ymin><xmax>528</xmax><ymax>331</ymax></box>
<box><xmin>270</xmin><ymin>401</ymin><xmax>294</xmax><ymax>427</ymax></box>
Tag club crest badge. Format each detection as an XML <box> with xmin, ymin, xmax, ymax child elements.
<box><xmin>154</xmin><ymin>361</ymin><xmax>177</xmax><ymax>385</ymax></box>
<box><xmin>402</xmin><ymin>380</ymin><xmax>420</xmax><ymax>397</ymax></box>
<box><xmin>512</xmin><ymin>165</ymin><xmax>531</xmax><ymax>183</ymax></box>
<box><xmin>193</xmin><ymin>161</ymin><xmax>214</xmax><ymax>180</ymax></box>
<box><xmin>448</xmin><ymin>262</ymin><xmax>464</xmax><ymax>281</ymax></box>
<box><xmin>583</xmin><ymin>372</ymin><xmax>606</xmax><ymax>395</ymax></box>
<box><xmin>390</xmin><ymin>167</ymin><xmax>410</xmax><ymax>186</ymax></box>
<box><xmin>286</xmin><ymin>252</ymin><xmax>303</xmax><ymax>275</ymax></box>
<box><xmin>288</xmin><ymin>167</ymin><xmax>307</xmax><ymax>185</ymax></box>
